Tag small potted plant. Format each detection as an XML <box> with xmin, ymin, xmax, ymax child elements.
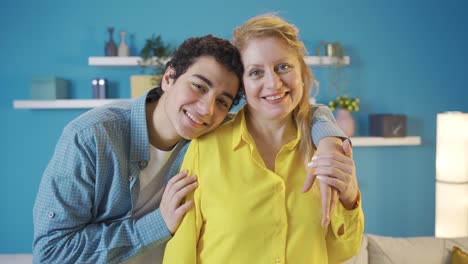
<box><xmin>131</xmin><ymin>34</ymin><xmax>174</xmax><ymax>98</ymax></box>
<box><xmin>139</xmin><ymin>34</ymin><xmax>174</xmax><ymax>75</ymax></box>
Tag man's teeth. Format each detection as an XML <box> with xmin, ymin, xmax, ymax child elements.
<box><xmin>265</xmin><ymin>93</ymin><xmax>286</xmax><ymax>100</ymax></box>
<box><xmin>186</xmin><ymin>112</ymin><xmax>203</xmax><ymax>125</ymax></box>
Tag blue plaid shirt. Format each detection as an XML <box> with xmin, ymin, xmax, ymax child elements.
<box><xmin>33</xmin><ymin>88</ymin><xmax>345</xmax><ymax>264</ymax></box>
<box><xmin>33</xmin><ymin>90</ymin><xmax>177</xmax><ymax>264</ymax></box>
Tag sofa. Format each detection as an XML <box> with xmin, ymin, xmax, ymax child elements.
<box><xmin>344</xmin><ymin>234</ymin><xmax>468</xmax><ymax>264</ymax></box>
<box><xmin>2</xmin><ymin>234</ymin><xmax>468</xmax><ymax>264</ymax></box>
<box><xmin>0</xmin><ymin>254</ymin><xmax>32</xmax><ymax>264</ymax></box>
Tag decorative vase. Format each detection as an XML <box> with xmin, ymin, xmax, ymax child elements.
<box><xmin>334</xmin><ymin>109</ymin><xmax>355</xmax><ymax>137</ymax></box>
<box><xmin>118</xmin><ymin>31</ymin><xmax>129</xmax><ymax>57</ymax></box>
<box><xmin>104</xmin><ymin>27</ymin><xmax>118</xmax><ymax>56</ymax></box>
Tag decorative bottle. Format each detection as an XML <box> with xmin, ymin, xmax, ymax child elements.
<box><xmin>105</xmin><ymin>27</ymin><xmax>118</xmax><ymax>56</ymax></box>
<box><xmin>118</xmin><ymin>31</ymin><xmax>129</xmax><ymax>57</ymax></box>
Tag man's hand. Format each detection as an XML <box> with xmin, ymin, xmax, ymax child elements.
<box><xmin>160</xmin><ymin>170</ymin><xmax>198</xmax><ymax>234</ymax></box>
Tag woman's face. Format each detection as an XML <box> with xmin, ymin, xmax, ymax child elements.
<box><xmin>241</xmin><ymin>36</ymin><xmax>304</xmax><ymax>122</ymax></box>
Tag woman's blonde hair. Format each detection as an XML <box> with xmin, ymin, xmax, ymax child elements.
<box><xmin>233</xmin><ymin>13</ymin><xmax>318</xmax><ymax>163</ymax></box>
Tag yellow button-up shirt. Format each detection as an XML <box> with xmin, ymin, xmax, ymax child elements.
<box><xmin>163</xmin><ymin>108</ymin><xmax>364</xmax><ymax>264</ymax></box>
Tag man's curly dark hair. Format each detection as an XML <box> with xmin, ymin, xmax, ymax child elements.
<box><xmin>162</xmin><ymin>34</ymin><xmax>244</xmax><ymax>106</ymax></box>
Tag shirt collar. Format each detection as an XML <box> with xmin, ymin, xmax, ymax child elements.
<box><xmin>285</xmin><ymin>128</ymin><xmax>301</xmax><ymax>150</ymax></box>
<box><xmin>232</xmin><ymin>107</ymin><xmax>250</xmax><ymax>151</ymax></box>
<box><xmin>130</xmin><ymin>88</ymin><xmax>162</xmax><ymax>162</ymax></box>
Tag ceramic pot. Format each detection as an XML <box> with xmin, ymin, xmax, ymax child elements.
<box><xmin>334</xmin><ymin>109</ymin><xmax>355</xmax><ymax>137</ymax></box>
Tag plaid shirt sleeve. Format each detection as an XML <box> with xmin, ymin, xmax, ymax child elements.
<box><xmin>311</xmin><ymin>104</ymin><xmax>348</xmax><ymax>146</ymax></box>
<box><xmin>33</xmin><ymin>121</ymin><xmax>171</xmax><ymax>264</ymax></box>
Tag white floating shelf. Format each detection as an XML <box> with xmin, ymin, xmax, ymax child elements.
<box><xmin>350</xmin><ymin>136</ymin><xmax>421</xmax><ymax>147</ymax></box>
<box><xmin>304</xmin><ymin>56</ymin><xmax>350</xmax><ymax>66</ymax></box>
<box><xmin>13</xmin><ymin>99</ymin><xmax>130</xmax><ymax>109</ymax></box>
<box><xmin>88</xmin><ymin>56</ymin><xmax>170</xmax><ymax>67</ymax></box>
<box><xmin>88</xmin><ymin>56</ymin><xmax>350</xmax><ymax>67</ymax></box>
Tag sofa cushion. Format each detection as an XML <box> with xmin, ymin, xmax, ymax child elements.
<box><xmin>367</xmin><ymin>235</ymin><xmax>447</xmax><ymax>263</ymax></box>
<box><xmin>0</xmin><ymin>254</ymin><xmax>32</xmax><ymax>264</ymax></box>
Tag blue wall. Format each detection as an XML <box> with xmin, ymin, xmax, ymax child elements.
<box><xmin>1</xmin><ymin>0</ymin><xmax>467</xmax><ymax>253</ymax></box>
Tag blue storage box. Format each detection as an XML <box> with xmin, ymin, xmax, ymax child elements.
<box><xmin>30</xmin><ymin>77</ymin><xmax>68</xmax><ymax>100</ymax></box>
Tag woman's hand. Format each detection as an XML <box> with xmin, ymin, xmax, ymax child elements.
<box><xmin>310</xmin><ymin>139</ymin><xmax>359</xmax><ymax>210</ymax></box>
<box><xmin>304</xmin><ymin>138</ymin><xmax>359</xmax><ymax>228</ymax></box>
<box><xmin>303</xmin><ymin>137</ymin><xmax>342</xmax><ymax>228</ymax></box>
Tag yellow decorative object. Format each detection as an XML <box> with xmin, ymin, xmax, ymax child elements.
<box><xmin>130</xmin><ymin>75</ymin><xmax>161</xmax><ymax>98</ymax></box>
<box><xmin>452</xmin><ymin>246</ymin><xmax>468</xmax><ymax>264</ymax></box>
<box><xmin>328</xmin><ymin>95</ymin><xmax>360</xmax><ymax>112</ymax></box>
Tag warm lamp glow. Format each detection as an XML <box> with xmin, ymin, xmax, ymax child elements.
<box><xmin>435</xmin><ymin>112</ymin><xmax>468</xmax><ymax>238</ymax></box>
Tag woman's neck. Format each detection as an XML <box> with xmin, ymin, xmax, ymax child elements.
<box><xmin>245</xmin><ymin>108</ymin><xmax>296</xmax><ymax>143</ymax></box>
<box><xmin>245</xmin><ymin>108</ymin><xmax>297</xmax><ymax>170</ymax></box>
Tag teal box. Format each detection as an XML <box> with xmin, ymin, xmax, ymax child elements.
<box><xmin>30</xmin><ymin>77</ymin><xmax>68</xmax><ymax>99</ymax></box>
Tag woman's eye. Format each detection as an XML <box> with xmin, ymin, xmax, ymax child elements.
<box><xmin>248</xmin><ymin>69</ymin><xmax>262</xmax><ymax>78</ymax></box>
<box><xmin>277</xmin><ymin>64</ymin><xmax>292</xmax><ymax>72</ymax></box>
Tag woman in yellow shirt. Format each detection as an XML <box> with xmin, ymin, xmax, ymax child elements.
<box><xmin>163</xmin><ymin>14</ymin><xmax>364</xmax><ymax>264</ymax></box>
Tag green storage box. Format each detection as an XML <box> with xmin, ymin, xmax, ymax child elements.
<box><xmin>30</xmin><ymin>77</ymin><xmax>68</xmax><ymax>100</ymax></box>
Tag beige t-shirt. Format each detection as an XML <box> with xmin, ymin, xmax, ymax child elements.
<box><xmin>125</xmin><ymin>142</ymin><xmax>184</xmax><ymax>264</ymax></box>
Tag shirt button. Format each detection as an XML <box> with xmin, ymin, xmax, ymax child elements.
<box><xmin>128</xmin><ymin>176</ymin><xmax>134</xmax><ymax>182</ymax></box>
<box><xmin>48</xmin><ymin>212</ymin><xmax>55</xmax><ymax>218</ymax></box>
<box><xmin>139</xmin><ymin>160</ymin><xmax>147</xmax><ymax>168</ymax></box>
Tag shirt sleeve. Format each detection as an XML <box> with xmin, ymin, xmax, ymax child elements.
<box><xmin>326</xmin><ymin>191</ymin><xmax>365</xmax><ymax>264</ymax></box>
<box><xmin>311</xmin><ymin>104</ymin><xmax>348</xmax><ymax>147</ymax></box>
<box><xmin>163</xmin><ymin>140</ymin><xmax>202</xmax><ymax>264</ymax></box>
<box><xmin>32</xmin><ymin>125</ymin><xmax>171</xmax><ymax>264</ymax></box>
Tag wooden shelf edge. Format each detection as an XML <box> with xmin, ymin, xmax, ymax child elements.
<box><xmin>13</xmin><ymin>99</ymin><xmax>130</xmax><ymax>109</ymax></box>
<box><xmin>88</xmin><ymin>56</ymin><xmax>350</xmax><ymax>67</ymax></box>
<box><xmin>350</xmin><ymin>136</ymin><xmax>421</xmax><ymax>147</ymax></box>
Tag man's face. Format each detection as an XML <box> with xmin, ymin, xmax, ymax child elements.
<box><xmin>161</xmin><ymin>56</ymin><xmax>240</xmax><ymax>140</ymax></box>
